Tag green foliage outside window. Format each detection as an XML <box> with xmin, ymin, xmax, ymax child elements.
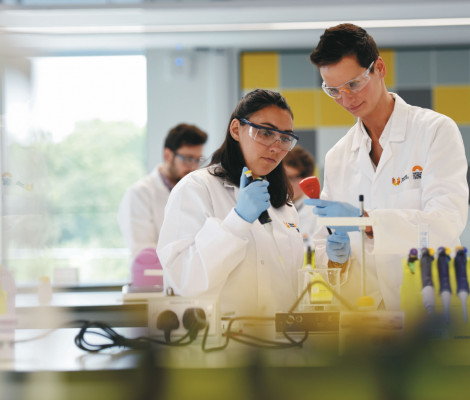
<box><xmin>4</xmin><ymin>119</ymin><xmax>146</xmax><ymax>284</ymax></box>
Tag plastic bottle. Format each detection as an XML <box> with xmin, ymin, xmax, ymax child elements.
<box><xmin>38</xmin><ymin>276</ymin><xmax>52</xmax><ymax>305</ymax></box>
<box><xmin>0</xmin><ymin>265</ymin><xmax>16</xmax><ymax>315</ymax></box>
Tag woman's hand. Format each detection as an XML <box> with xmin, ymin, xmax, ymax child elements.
<box><xmin>235</xmin><ymin>167</ymin><xmax>270</xmax><ymax>223</ymax></box>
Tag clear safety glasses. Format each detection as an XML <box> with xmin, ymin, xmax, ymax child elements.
<box><xmin>238</xmin><ymin>118</ymin><xmax>299</xmax><ymax>151</ymax></box>
<box><xmin>174</xmin><ymin>152</ymin><xmax>205</xmax><ymax>166</ymax></box>
<box><xmin>322</xmin><ymin>61</ymin><xmax>375</xmax><ymax>99</ymax></box>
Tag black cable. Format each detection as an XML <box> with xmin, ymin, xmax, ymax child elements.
<box><xmin>74</xmin><ymin>320</ymin><xmax>204</xmax><ymax>352</ymax></box>
<box><xmin>201</xmin><ymin>316</ymin><xmax>307</xmax><ymax>352</ymax></box>
<box><xmin>74</xmin><ymin>321</ymin><xmax>151</xmax><ymax>352</ymax></box>
<box><xmin>202</xmin><ymin>272</ymin><xmax>352</xmax><ymax>352</ymax></box>
<box><xmin>64</xmin><ymin>274</ymin><xmax>351</xmax><ymax>354</ymax></box>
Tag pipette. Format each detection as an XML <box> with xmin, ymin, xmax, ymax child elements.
<box><xmin>437</xmin><ymin>247</ymin><xmax>451</xmax><ymax>323</ymax></box>
<box><xmin>420</xmin><ymin>247</ymin><xmax>435</xmax><ymax>314</ymax></box>
<box><xmin>245</xmin><ymin>170</ymin><xmax>272</xmax><ymax>224</ymax></box>
<box><xmin>454</xmin><ymin>246</ymin><xmax>469</xmax><ymax>322</ymax></box>
<box><xmin>407</xmin><ymin>248</ymin><xmax>418</xmax><ymax>273</ymax></box>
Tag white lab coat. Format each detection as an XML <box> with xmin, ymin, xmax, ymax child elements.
<box><xmin>313</xmin><ymin>94</ymin><xmax>469</xmax><ymax>310</ymax></box>
<box><xmin>294</xmin><ymin>194</ymin><xmax>318</xmax><ymax>250</ymax></box>
<box><xmin>117</xmin><ymin>165</ymin><xmax>170</xmax><ymax>262</ymax></box>
<box><xmin>157</xmin><ymin>165</ymin><xmax>304</xmax><ymax>317</ymax></box>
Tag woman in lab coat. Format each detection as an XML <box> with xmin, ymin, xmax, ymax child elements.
<box><xmin>157</xmin><ymin>89</ymin><xmax>304</xmax><ymax>317</ymax></box>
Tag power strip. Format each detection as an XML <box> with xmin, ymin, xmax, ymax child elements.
<box><xmin>274</xmin><ymin>311</ymin><xmax>340</xmax><ymax>333</ymax></box>
<box><xmin>147</xmin><ymin>295</ymin><xmax>220</xmax><ymax>341</ymax></box>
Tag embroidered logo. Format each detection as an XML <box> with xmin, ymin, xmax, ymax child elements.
<box><xmin>285</xmin><ymin>222</ymin><xmax>300</xmax><ymax>232</ymax></box>
<box><xmin>392</xmin><ymin>177</ymin><xmax>401</xmax><ymax>186</ymax></box>
<box><xmin>412</xmin><ymin>165</ymin><xmax>423</xmax><ymax>180</ymax></box>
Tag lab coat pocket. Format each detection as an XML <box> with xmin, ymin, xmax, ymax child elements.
<box><xmin>390</xmin><ymin>188</ymin><xmax>421</xmax><ymax>209</ymax></box>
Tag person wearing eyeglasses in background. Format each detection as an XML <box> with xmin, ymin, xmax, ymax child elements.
<box><xmin>118</xmin><ymin>123</ymin><xmax>208</xmax><ymax>283</ymax></box>
<box><xmin>157</xmin><ymin>89</ymin><xmax>304</xmax><ymax>317</ymax></box>
<box><xmin>305</xmin><ymin>23</ymin><xmax>468</xmax><ymax>311</ymax></box>
<box><xmin>283</xmin><ymin>146</ymin><xmax>317</xmax><ymax>250</ymax></box>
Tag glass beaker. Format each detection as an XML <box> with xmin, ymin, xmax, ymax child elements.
<box><xmin>297</xmin><ymin>268</ymin><xmax>341</xmax><ymax>312</ymax></box>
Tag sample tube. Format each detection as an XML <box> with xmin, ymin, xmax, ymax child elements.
<box><xmin>437</xmin><ymin>247</ymin><xmax>452</xmax><ymax>323</ymax></box>
<box><xmin>454</xmin><ymin>246</ymin><xmax>469</xmax><ymax>322</ymax></box>
<box><xmin>420</xmin><ymin>247</ymin><xmax>435</xmax><ymax>314</ymax></box>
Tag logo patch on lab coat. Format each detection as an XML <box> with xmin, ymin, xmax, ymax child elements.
<box><xmin>412</xmin><ymin>165</ymin><xmax>423</xmax><ymax>180</ymax></box>
<box><xmin>285</xmin><ymin>222</ymin><xmax>300</xmax><ymax>232</ymax></box>
<box><xmin>392</xmin><ymin>173</ymin><xmax>411</xmax><ymax>186</ymax></box>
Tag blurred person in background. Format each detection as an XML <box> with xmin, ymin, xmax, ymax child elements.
<box><xmin>283</xmin><ymin>146</ymin><xmax>318</xmax><ymax>250</ymax></box>
<box><xmin>118</xmin><ymin>123</ymin><xmax>207</xmax><ymax>283</ymax></box>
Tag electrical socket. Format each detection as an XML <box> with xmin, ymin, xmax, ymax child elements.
<box><xmin>274</xmin><ymin>311</ymin><xmax>340</xmax><ymax>333</ymax></box>
<box><xmin>147</xmin><ymin>295</ymin><xmax>220</xmax><ymax>340</ymax></box>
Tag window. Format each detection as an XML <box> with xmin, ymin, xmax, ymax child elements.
<box><xmin>2</xmin><ymin>55</ymin><xmax>147</xmax><ymax>285</ymax></box>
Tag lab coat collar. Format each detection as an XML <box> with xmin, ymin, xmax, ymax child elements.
<box><xmin>207</xmin><ymin>164</ymin><xmax>237</xmax><ymax>189</ymax></box>
<box><xmin>387</xmin><ymin>93</ymin><xmax>408</xmax><ymax>143</ymax></box>
<box><xmin>152</xmin><ymin>165</ymin><xmax>172</xmax><ymax>192</ymax></box>
<box><xmin>350</xmin><ymin>92</ymin><xmax>408</xmax><ymax>153</ymax></box>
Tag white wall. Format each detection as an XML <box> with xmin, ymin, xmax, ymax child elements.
<box><xmin>146</xmin><ymin>47</ymin><xmax>239</xmax><ymax>171</ymax></box>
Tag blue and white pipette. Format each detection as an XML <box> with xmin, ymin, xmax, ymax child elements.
<box><xmin>437</xmin><ymin>247</ymin><xmax>452</xmax><ymax>323</ymax></box>
<box><xmin>454</xmin><ymin>246</ymin><xmax>469</xmax><ymax>323</ymax></box>
<box><xmin>420</xmin><ymin>247</ymin><xmax>435</xmax><ymax>314</ymax></box>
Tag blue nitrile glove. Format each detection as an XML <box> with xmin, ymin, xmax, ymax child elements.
<box><xmin>326</xmin><ymin>231</ymin><xmax>351</xmax><ymax>264</ymax></box>
<box><xmin>304</xmin><ymin>198</ymin><xmax>360</xmax><ymax>232</ymax></box>
<box><xmin>235</xmin><ymin>167</ymin><xmax>270</xmax><ymax>223</ymax></box>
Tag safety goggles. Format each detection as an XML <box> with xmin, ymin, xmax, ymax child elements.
<box><xmin>238</xmin><ymin>118</ymin><xmax>299</xmax><ymax>151</ymax></box>
<box><xmin>174</xmin><ymin>152</ymin><xmax>205</xmax><ymax>166</ymax></box>
<box><xmin>322</xmin><ymin>61</ymin><xmax>375</xmax><ymax>99</ymax></box>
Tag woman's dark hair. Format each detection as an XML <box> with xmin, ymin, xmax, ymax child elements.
<box><xmin>310</xmin><ymin>23</ymin><xmax>379</xmax><ymax>71</ymax></box>
<box><xmin>209</xmin><ymin>89</ymin><xmax>294</xmax><ymax>208</ymax></box>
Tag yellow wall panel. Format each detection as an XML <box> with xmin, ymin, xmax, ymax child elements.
<box><xmin>380</xmin><ymin>49</ymin><xmax>395</xmax><ymax>88</ymax></box>
<box><xmin>319</xmin><ymin>95</ymin><xmax>356</xmax><ymax>126</ymax></box>
<box><xmin>241</xmin><ymin>52</ymin><xmax>279</xmax><ymax>90</ymax></box>
<box><xmin>434</xmin><ymin>86</ymin><xmax>470</xmax><ymax>124</ymax></box>
<box><xmin>281</xmin><ymin>90</ymin><xmax>317</xmax><ymax>129</ymax></box>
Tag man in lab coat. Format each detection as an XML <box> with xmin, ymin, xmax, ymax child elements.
<box><xmin>306</xmin><ymin>23</ymin><xmax>468</xmax><ymax>310</ymax></box>
<box><xmin>118</xmin><ymin>123</ymin><xmax>207</xmax><ymax>265</ymax></box>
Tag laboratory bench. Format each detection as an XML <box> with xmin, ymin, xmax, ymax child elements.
<box><xmin>1</xmin><ymin>321</ymin><xmax>470</xmax><ymax>400</ymax></box>
<box><xmin>4</xmin><ymin>286</ymin><xmax>470</xmax><ymax>399</ymax></box>
<box><xmin>15</xmin><ymin>287</ymin><xmax>148</xmax><ymax>328</ymax></box>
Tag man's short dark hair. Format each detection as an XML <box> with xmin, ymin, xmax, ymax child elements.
<box><xmin>164</xmin><ymin>123</ymin><xmax>208</xmax><ymax>151</ymax></box>
<box><xmin>310</xmin><ymin>23</ymin><xmax>379</xmax><ymax>70</ymax></box>
<box><xmin>283</xmin><ymin>146</ymin><xmax>315</xmax><ymax>179</ymax></box>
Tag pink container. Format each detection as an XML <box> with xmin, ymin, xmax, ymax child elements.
<box><xmin>131</xmin><ymin>248</ymin><xmax>164</xmax><ymax>287</ymax></box>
